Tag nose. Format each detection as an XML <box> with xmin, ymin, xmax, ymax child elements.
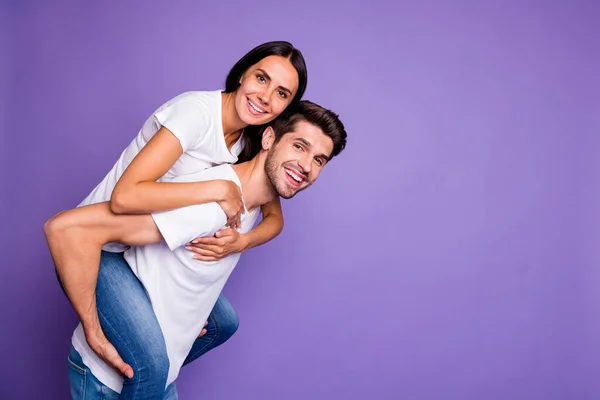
<box><xmin>298</xmin><ymin>153</ymin><xmax>312</xmax><ymax>177</ymax></box>
<box><xmin>256</xmin><ymin>88</ymin><xmax>269</xmax><ymax>105</ymax></box>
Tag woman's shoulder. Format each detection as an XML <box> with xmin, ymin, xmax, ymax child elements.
<box><xmin>152</xmin><ymin>90</ymin><xmax>223</xmax><ymax>127</ymax></box>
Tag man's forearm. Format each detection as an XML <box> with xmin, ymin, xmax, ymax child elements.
<box><xmin>243</xmin><ymin>207</ymin><xmax>284</xmax><ymax>251</ymax></box>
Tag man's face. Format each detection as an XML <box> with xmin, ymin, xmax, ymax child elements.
<box><xmin>264</xmin><ymin>120</ymin><xmax>334</xmax><ymax>199</ymax></box>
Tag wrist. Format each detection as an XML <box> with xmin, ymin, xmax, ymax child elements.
<box><xmin>202</xmin><ymin>180</ymin><xmax>226</xmax><ymax>203</ymax></box>
<box><xmin>238</xmin><ymin>233</ymin><xmax>252</xmax><ymax>252</ymax></box>
<box><xmin>81</xmin><ymin>313</ymin><xmax>101</xmax><ymax>331</ymax></box>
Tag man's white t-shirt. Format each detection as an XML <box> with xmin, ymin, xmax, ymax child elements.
<box><xmin>78</xmin><ymin>90</ymin><xmax>244</xmax><ymax>252</ymax></box>
<box><xmin>72</xmin><ymin>164</ymin><xmax>261</xmax><ymax>392</ymax></box>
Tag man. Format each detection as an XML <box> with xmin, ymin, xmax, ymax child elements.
<box><xmin>45</xmin><ymin>101</ymin><xmax>347</xmax><ymax>399</ymax></box>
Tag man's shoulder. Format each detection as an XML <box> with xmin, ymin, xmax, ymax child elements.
<box><xmin>200</xmin><ymin>164</ymin><xmax>236</xmax><ymax>180</ymax></box>
<box><xmin>168</xmin><ymin>164</ymin><xmax>236</xmax><ymax>184</ymax></box>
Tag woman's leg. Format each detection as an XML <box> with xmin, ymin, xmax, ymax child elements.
<box><xmin>95</xmin><ymin>250</ymin><xmax>169</xmax><ymax>399</ymax></box>
<box><xmin>182</xmin><ymin>293</ymin><xmax>239</xmax><ymax>366</ymax></box>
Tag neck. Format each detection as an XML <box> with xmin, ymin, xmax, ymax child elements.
<box><xmin>231</xmin><ymin>153</ymin><xmax>277</xmax><ymax>212</ymax></box>
<box><xmin>221</xmin><ymin>92</ymin><xmax>247</xmax><ymax>138</ymax></box>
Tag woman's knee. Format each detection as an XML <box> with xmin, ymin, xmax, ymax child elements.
<box><xmin>211</xmin><ymin>295</ymin><xmax>240</xmax><ymax>341</ymax></box>
<box><xmin>219</xmin><ymin>310</ymin><xmax>239</xmax><ymax>339</ymax></box>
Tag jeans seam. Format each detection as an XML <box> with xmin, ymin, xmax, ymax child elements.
<box><xmin>188</xmin><ymin>313</ymin><xmax>220</xmax><ymax>361</ymax></box>
<box><xmin>68</xmin><ymin>354</ymin><xmax>86</xmax><ymax>375</ymax></box>
<box><xmin>68</xmin><ymin>351</ymin><xmax>87</xmax><ymax>398</ymax></box>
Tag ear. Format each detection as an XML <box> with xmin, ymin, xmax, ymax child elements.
<box><xmin>262</xmin><ymin>126</ymin><xmax>275</xmax><ymax>150</ymax></box>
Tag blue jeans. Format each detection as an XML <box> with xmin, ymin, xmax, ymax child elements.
<box><xmin>68</xmin><ymin>345</ymin><xmax>178</xmax><ymax>400</ymax></box>
<box><xmin>64</xmin><ymin>251</ymin><xmax>239</xmax><ymax>399</ymax></box>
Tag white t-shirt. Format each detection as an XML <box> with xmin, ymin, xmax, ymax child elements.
<box><xmin>72</xmin><ymin>164</ymin><xmax>261</xmax><ymax>392</ymax></box>
<box><xmin>78</xmin><ymin>90</ymin><xmax>244</xmax><ymax>252</ymax></box>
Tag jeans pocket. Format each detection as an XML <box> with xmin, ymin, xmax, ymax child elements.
<box><xmin>68</xmin><ymin>349</ymin><xmax>86</xmax><ymax>399</ymax></box>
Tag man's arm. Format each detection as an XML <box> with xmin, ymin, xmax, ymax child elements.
<box><xmin>44</xmin><ymin>202</ymin><xmax>163</xmax><ymax>377</ymax></box>
<box><xmin>186</xmin><ymin>197</ymin><xmax>283</xmax><ymax>261</ymax></box>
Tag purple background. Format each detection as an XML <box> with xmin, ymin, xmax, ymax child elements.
<box><xmin>2</xmin><ymin>1</ymin><xmax>599</xmax><ymax>399</ymax></box>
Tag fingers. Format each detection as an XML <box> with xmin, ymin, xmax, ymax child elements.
<box><xmin>186</xmin><ymin>246</ymin><xmax>222</xmax><ymax>260</ymax></box>
<box><xmin>109</xmin><ymin>352</ymin><xmax>134</xmax><ymax>379</ymax></box>
<box><xmin>91</xmin><ymin>336</ymin><xmax>134</xmax><ymax>379</ymax></box>
<box><xmin>227</xmin><ymin>211</ymin><xmax>242</xmax><ymax>229</ymax></box>
<box><xmin>195</xmin><ymin>255</ymin><xmax>220</xmax><ymax>261</ymax></box>
<box><xmin>215</xmin><ymin>228</ymin><xmax>235</xmax><ymax>238</ymax></box>
<box><xmin>219</xmin><ymin>181</ymin><xmax>243</xmax><ymax>227</ymax></box>
<box><xmin>189</xmin><ymin>229</ymin><xmax>235</xmax><ymax>246</ymax></box>
<box><xmin>190</xmin><ymin>237</ymin><xmax>219</xmax><ymax>245</ymax></box>
<box><xmin>84</xmin><ymin>326</ymin><xmax>133</xmax><ymax>379</ymax></box>
<box><xmin>226</xmin><ymin>216</ymin><xmax>236</xmax><ymax>228</ymax></box>
<box><xmin>199</xmin><ymin>321</ymin><xmax>208</xmax><ymax>337</ymax></box>
<box><xmin>185</xmin><ymin>229</ymin><xmax>240</xmax><ymax>260</ymax></box>
<box><xmin>103</xmin><ymin>342</ymin><xmax>133</xmax><ymax>378</ymax></box>
<box><xmin>186</xmin><ymin>244</ymin><xmax>221</xmax><ymax>255</ymax></box>
<box><xmin>192</xmin><ymin>251</ymin><xmax>221</xmax><ymax>261</ymax></box>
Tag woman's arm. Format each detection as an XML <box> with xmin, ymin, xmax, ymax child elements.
<box><xmin>44</xmin><ymin>202</ymin><xmax>165</xmax><ymax>378</ymax></box>
<box><xmin>110</xmin><ymin>127</ymin><xmax>243</xmax><ymax>226</ymax></box>
<box><xmin>186</xmin><ymin>197</ymin><xmax>284</xmax><ymax>261</ymax></box>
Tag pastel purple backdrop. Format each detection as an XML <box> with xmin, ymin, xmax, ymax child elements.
<box><xmin>2</xmin><ymin>1</ymin><xmax>599</xmax><ymax>399</ymax></box>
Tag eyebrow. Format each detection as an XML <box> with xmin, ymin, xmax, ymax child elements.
<box><xmin>294</xmin><ymin>137</ymin><xmax>330</xmax><ymax>162</ymax></box>
<box><xmin>257</xmin><ymin>68</ymin><xmax>293</xmax><ymax>96</ymax></box>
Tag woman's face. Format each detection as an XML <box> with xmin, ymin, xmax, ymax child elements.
<box><xmin>234</xmin><ymin>55</ymin><xmax>299</xmax><ymax>126</ymax></box>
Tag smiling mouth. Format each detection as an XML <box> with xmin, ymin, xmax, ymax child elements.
<box><xmin>284</xmin><ymin>168</ymin><xmax>305</xmax><ymax>187</ymax></box>
<box><xmin>247</xmin><ymin>98</ymin><xmax>266</xmax><ymax>115</ymax></box>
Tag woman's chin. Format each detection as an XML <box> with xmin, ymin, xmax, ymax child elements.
<box><xmin>242</xmin><ymin>113</ymin><xmax>271</xmax><ymax>126</ymax></box>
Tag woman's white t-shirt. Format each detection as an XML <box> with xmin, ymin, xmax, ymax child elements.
<box><xmin>78</xmin><ymin>90</ymin><xmax>244</xmax><ymax>251</ymax></box>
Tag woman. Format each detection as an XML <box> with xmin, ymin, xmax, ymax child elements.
<box><xmin>53</xmin><ymin>41</ymin><xmax>307</xmax><ymax>399</ymax></box>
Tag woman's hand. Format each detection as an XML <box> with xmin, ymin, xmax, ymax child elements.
<box><xmin>216</xmin><ymin>181</ymin><xmax>244</xmax><ymax>229</ymax></box>
<box><xmin>186</xmin><ymin>228</ymin><xmax>249</xmax><ymax>261</ymax></box>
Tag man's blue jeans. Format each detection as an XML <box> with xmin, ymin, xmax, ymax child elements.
<box><xmin>68</xmin><ymin>345</ymin><xmax>178</xmax><ymax>400</ymax></box>
<box><xmin>66</xmin><ymin>251</ymin><xmax>239</xmax><ymax>399</ymax></box>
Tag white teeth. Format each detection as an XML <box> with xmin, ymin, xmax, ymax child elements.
<box><xmin>285</xmin><ymin>169</ymin><xmax>302</xmax><ymax>183</ymax></box>
<box><xmin>248</xmin><ymin>100</ymin><xmax>265</xmax><ymax>114</ymax></box>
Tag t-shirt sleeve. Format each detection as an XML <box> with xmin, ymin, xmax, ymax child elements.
<box><xmin>154</xmin><ymin>96</ymin><xmax>212</xmax><ymax>152</ymax></box>
<box><xmin>152</xmin><ymin>203</ymin><xmax>226</xmax><ymax>251</ymax></box>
